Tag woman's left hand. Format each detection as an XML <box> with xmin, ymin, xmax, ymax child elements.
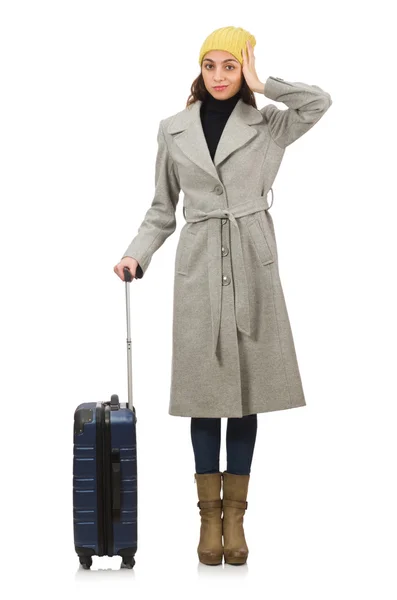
<box><xmin>241</xmin><ymin>40</ymin><xmax>264</xmax><ymax>94</ymax></box>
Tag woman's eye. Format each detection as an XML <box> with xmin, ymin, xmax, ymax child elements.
<box><xmin>205</xmin><ymin>64</ymin><xmax>234</xmax><ymax>70</ymax></box>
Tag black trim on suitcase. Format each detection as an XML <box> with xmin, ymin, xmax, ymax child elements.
<box><xmin>95</xmin><ymin>401</ymin><xmax>123</xmax><ymax>558</ymax></box>
<box><xmin>74</xmin><ymin>407</ymin><xmax>93</xmax><ymax>435</ymax></box>
<box><xmin>104</xmin><ymin>405</ymin><xmax>114</xmax><ymax>555</ymax></box>
<box><xmin>96</xmin><ymin>402</ymin><xmax>106</xmax><ymax>556</ymax></box>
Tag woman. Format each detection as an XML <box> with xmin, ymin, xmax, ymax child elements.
<box><xmin>114</xmin><ymin>26</ymin><xmax>332</xmax><ymax>566</ymax></box>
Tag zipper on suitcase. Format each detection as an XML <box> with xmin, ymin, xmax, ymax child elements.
<box><xmin>96</xmin><ymin>401</ymin><xmax>120</xmax><ymax>558</ymax></box>
<box><xmin>103</xmin><ymin>404</ymin><xmax>114</xmax><ymax>556</ymax></box>
<box><xmin>96</xmin><ymin>403</ymin><xmax>107</xmax><ymax>556</ymax></box>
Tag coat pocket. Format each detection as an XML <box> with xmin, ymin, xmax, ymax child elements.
<box><xmin>175</xmin><ymin>228</ymin><xmax>196</xmax><ymax>276</ymax></box>
<box><xmin>247</xmin><ymin>213</ymin><xmax>274</xmax><ymax>266</ymax></box>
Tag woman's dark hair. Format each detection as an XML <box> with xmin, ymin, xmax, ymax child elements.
<box><xmin>186</xmin><ymin>71</ymin><xmax>257</xmax><ymax>108</ymax></box>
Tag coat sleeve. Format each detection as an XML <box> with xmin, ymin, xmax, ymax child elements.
<box><xmin>260</xmin><ymin>76</ymin><xmax>332</xmax><ymax>149</ymax></box>
<box><xmin>121</xmin><ymin>119</ymin><xmax>181</xmax><ymax>278</ymax></box>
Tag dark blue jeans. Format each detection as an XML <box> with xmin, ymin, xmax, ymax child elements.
<box><xmin>190</xmin><ymin>414</ymin><xmax>258</xmax><ymax>475</ymax></box>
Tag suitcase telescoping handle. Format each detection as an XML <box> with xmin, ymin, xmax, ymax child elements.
<box><xmin>123</xmin><ymin>266</ymin><xmax>134</xmax><ymax>411</ymax></box>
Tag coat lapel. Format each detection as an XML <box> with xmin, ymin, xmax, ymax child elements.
<box><xmin>166</xmin><ymin>97</ymin><xmax>263</xmax><ymax>181</ymax></box>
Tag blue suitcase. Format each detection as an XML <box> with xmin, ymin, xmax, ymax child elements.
<box><xmin>73</xmin><ymin>267</ymin><xmax>138</xmax><ymax>569</ymax></box>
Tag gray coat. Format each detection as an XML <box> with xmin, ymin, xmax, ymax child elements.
<box><xmin>121</xmin><ymin>75</ymin><xmax>332</xmax><ymax>418</ymax></box>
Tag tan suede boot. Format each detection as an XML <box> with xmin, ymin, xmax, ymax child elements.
<box><xmin>194</xmin><ymin>472</ymin><xmax>223</xmax><ymax>565</ymax></box>
<box><xmin>221</xmin><ymin>471</ymin><xmax>250</xmax><ymax>565</ymax></box>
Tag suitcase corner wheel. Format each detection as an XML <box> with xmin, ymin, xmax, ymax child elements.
<box><xmin>120</xmin><ymin>555</ymin><xmax>136</xmax><ymax>569</ymax></box>
<box><xmin>79</xmin><ymin>555</ymin><xmax>93</xmax><ymax>570</ymax></box>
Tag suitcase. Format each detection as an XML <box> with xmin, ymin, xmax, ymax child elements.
<box><xmin>73</xmin><ymin>266</ymin><xmax>138</xmax><ymax>569</ymax></box>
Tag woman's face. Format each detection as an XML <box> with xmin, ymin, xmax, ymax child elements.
<box><xmin>201</xmin><ymin>50</ymin><xmax>243</xmax><ymax>99</ymax></box>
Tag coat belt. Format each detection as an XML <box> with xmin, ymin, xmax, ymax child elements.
<box><xmin>183</xmin><ymin>195</ymin><xmax>271</xmax><ymax>356</ymax></box>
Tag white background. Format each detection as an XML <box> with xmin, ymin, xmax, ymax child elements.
<box><xmin>1</xmin><ymin>0</ymin><xmax>396</xmax><ymax>598</ymax></box>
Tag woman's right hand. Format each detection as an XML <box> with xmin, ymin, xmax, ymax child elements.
<box><xmin>113</xmin><ymin>256</ymin><xmax>140</xmax><ymax>281</ymax></box>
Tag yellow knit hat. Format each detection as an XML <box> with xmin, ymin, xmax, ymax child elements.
<box><xmin>198</xmin><ymin>26</ymin><xmax>256</xmax><ymax>67</ymax></box>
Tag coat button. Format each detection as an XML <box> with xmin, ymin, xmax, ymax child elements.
<box><xmin>222</xmin><ymin>275</ymin><xmax>231</xmax><ymax>285</ymax></box>
<box><xmin>221</xmin><ymin>246</ymin><xmax>229</xmax><ymax>256</ymax></box>
<box><xmin>214</xmin><ymin>185</ymin><xmax>223</xmax><ymax>195</ymax></box>
<box><xmin>221</xmin><ymin>218</ymin><xmax>228</xmax><ymax>225</ymax></box>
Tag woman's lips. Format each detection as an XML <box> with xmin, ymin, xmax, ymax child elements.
<box><xmin>213</xmin><ymin>86</ymin><xmax>228</xmax><ymax>91</ymax></box>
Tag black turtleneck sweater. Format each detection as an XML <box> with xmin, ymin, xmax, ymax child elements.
<box><xmin>200</xmin><ymin>90</ymin><xmax>241</xmax><ymax>161</ymax></box>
